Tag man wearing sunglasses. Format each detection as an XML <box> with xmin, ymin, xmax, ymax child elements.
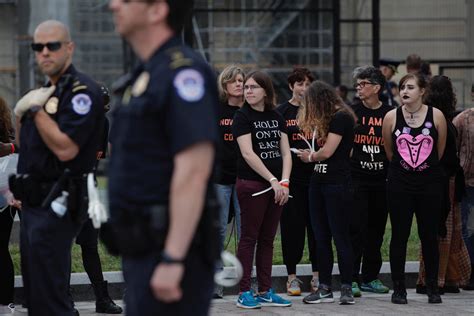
<box><xmin>13</xmin><ymin>20</ymin><xmax>105</xmax><ymax>316</ymax></box>
<box><xmin>105</xmin><ymin>0</ymin><xmax>219</xmax><ymax>315</ymax></box>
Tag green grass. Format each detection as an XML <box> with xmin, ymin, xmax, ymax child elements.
<box><xmin>9</xmin><ymin>218</ymin><xmax>421</xmax><ymax>275</ymax></box>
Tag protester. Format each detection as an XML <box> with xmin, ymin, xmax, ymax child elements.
<box><xmin>453</xmin><ymin>85</ymin><xmax>474</xmax><ymax>290</ymax></box>
<box><xmin>297</xmin><ymin>80</ymin><xmax>357</xmax><ymax>305</ymax></box>
<box><xmin>382</xmin><ymin>72</ymin><xmax>447</xmax><ymax>304</ymax></box>
<box><xmin>232</xmin><ymin>70</ymin><xmax>292</xmax><ymax>309</ymax></box>
<box><xmin>214</xmin><ymin>64</ymin><xmax>245</xmax><ymax>298</ymax></box>
<box><xmin>350</xmin><ymin>66</ymin><xmax>391</xmax><ymax>297</ymax></box>
<box><xmin>416</xmin><ymin>75</ymin><xmax>471</xmax><ymax>294</ymax></box>
<box><xmin>406</xmin><ymin>54</ymin><xmax>422</xmax><ymax>74</ymax></box>
<box><xmin>276</xmin><ymin>67</ymin><xmax>318</xmax><ymax>296</ymax></box>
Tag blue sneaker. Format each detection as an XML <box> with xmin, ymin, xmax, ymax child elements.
<box><xmin>236</xmin><ymin>291</ymin><xmax>261</xmax><ymax>309</ymax></box>
<box><xmin>256</xmin><ymin>288</ymin><xmax>292</xmax><ymax>307</ymax></box>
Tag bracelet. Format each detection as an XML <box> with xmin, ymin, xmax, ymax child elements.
<box><xmin>280</xmin><ymin>179</ymin><xmax>290</xmax><ymax>183</ymax></box>
<box><xmin>269</xmin><ymin>177</ymin><xmax>278</xmax><ymax>183</ymax></box>
<box><xmin>308</xmin><ymin>151</ymin><xmax>313</xmax><ymax>162</ymax></box>
<box><xmin>160</xmin><ymin>250</ymin><xmax>185</xmax><ymax>265</ymax></box>
<box><xmin>10</xmin><ymin>143</ymin><xmax>14</xmax><ymax>154</ymax></box>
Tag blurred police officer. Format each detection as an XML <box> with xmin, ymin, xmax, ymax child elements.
<box><xmin>378</xmin><ymin>58</ymin><xmax>400</xmax><ymax>107</ymax></box>
<box><xmin>13</xmin><ymin>20</ymin><xmax>104</xmax><ymax>315</ymax></box>
<box><xmin>107</xmin><ymin>0</ymin><xmax>219</xmax><ymax>315</ymax></box>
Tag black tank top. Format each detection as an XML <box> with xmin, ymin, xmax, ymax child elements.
<box><xmin>387</xmin><ymin>106</ymin><xmax>443</xmax><ymax>192</ymax></box>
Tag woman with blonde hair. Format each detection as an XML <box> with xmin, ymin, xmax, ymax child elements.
<box><xmin>297</xmin><ymin>80</ymin><xmax>357</xmax><ymax>305</ymax></box>
<box><xmin>213</xmin><ymin>64</ymin><xmax>245</xmax><ymax>297</ymax></box>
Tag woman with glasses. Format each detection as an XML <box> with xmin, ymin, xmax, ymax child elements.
<box><xmin>416</xmin><ymin>75</ymin><xmax>471</xmax><ymax>294</ymax></box>
<box><xmin>213</xmin><ymin>64</ymin><xmax>245</xmax><ymax>298</ymax></box>
<box><xmin>232</xmin><ymin>70</ymin><xmax>292</xmax><ymax>309</ymax></box>
<box><xmin>382</xmin><ymin>73</ymin><xmax>447</xmax><ymax>304</ymax></box>
<box><xmin>297</xmin><ymin>81</ymin><xmax>357</xmax><ymax>305</ymax></box>
<box><xmin>349</xmin><ymin>66</ymin><xmax>392</xmax><ymax>297</ymax></box>
<box><xmin>276</xmin><ymin>67</ymin><xmax>319</xmax><ymax>296</ymax></box>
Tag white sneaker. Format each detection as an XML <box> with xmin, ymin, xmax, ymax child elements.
<box><xmin>0</xmin><ymin>303</ymin><xmax>14</xmax><ymax>315</ymax></box>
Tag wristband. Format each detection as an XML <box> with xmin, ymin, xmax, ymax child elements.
<box><xmin>10</xmin><ymin>143</ymin><xmax>14</xmax><ymax>154</ymax></box>
<box><xmin>280</xmin><ymin>182</ymin><xmax>289</xmax><ymax>188</ymax></box>
<box><xmin>269</xmin><ymin>177</ymin><xmax>278</xmax><ymax>183</ymax></box>
<box><xmin>280</xmin><ymin>179</ymin><xmax>290</xmax><ymax>183</ymax></box>
<box><xmin>308</xmin><ymin>151</ymin><xmax>313</xmax><ymax>162</ymax></box>
<box><xmin>160</xmin><ymin>250</ymin><xmax>185</xmax><ymax>265</ymax></box>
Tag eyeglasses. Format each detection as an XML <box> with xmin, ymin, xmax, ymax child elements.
<box><xmin>354</xmin><ymin>81</ymin><xmax>375</xmax><ymax>89</ymax></box>
<box><xmin>244</xmin><ymin>85</ymin><xmax>262</xmax><ymax>91</ymax></box>
<box><xmin>121</xmin><ymin>0</ymin><xmax>161</xmax><ymax>3</ymax></box>
<box><xmin>31</xmin><ymin>41</ymin><xmax>67</xmax><ymax>52</ymax></box>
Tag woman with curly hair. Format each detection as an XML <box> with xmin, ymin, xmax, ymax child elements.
<box><xmin>416</xmin><ymin>75</ymin><xmax>471</xmax><ymax>294</ymax></box>
<box><xmin>296</xmin><ymin>80</ymin><xmax>357</xmax><ymax>305</ymax></box>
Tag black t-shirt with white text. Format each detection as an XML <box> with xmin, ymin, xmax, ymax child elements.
<box><xmin>350</xmin><ymin>102</ymin><xmax>393</xmax><ymax>185</ymax></box>
<box><xmin>276</xmin><ymin>101</ymin><xmax>316</xmax><ymax>185</ymax></box>
<box><xmin>313</xmin><ymin>110</ymin><xmax>354</xmax><ymax>184</ymax></box>
<box><xmin>232</xmin><ymin>103</ymin><xmax>287</xmax><ymax>183</ymax></box>
<box><xmin>215</xmin><ymin>102</ymin><xmax>240</xmax><ymax>184</ymax></box>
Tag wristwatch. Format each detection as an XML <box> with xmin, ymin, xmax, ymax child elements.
<box><xmin>29</xmin><ymin>105</ymin><xmax>43</xmax><ymax>118</ymax></box>
<box><xmin>159</xmin><ymin>250</ymin><xmax>185</xmax><ymax>265</ymax></box>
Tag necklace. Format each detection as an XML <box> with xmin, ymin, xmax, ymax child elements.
<box><xmin>405</xmin><ymin>104</ymin><xmax>423</xmax><ymax>119</ymax></box>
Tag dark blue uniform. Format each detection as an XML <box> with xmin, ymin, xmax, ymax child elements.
<box><xmin>108</xmin><ymin>36</ymin><xmax>218</xmax><ymax>316</ymax></box>
<box><xmin>18</xmin><ymin>65</ymin><xmax>103</xmax><ymax>316</ymax></box>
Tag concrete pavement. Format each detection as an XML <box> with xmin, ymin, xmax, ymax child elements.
<box><xmin>9</xmin><ymin>290</ymin><xmax>474</xmax><ymax>315</ymax></box>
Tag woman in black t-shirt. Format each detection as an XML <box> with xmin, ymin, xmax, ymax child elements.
<box><xmin>214</xmin><ymin>65</ymin><xmax>245</xmax><ymax>296</ymax></box>
<box><xmin>276</xmin><ymin>67</ymin><xmax>319</xmax><ymax>296</ymax></box>
<box><xmin>297</xmin><ymin>80</ymin><xmax>356</xmax><ymax>305</ymax></box>
<box><xmin>382</xmin><ymin>73</ymin><xmax>447</xmax><ymax>305</ymax></box>
<box><xmin>232</xmin><ymin>70</ymin><xmax>292</xmax><ymax>309</ymax></box>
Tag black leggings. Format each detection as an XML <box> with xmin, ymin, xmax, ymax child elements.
<box><xmin>0</xmin><ymin>207</ymin><xmax>16</xmax><ymax>304</ymax></box>
<box><xmin>76</xmin><ymin>219</ymin><xmax>104</xmax><ymax>285</ymax></box>
<box><xmin>388</xmin><ymin>183</ymin><xmax>442</xmax><ymax>282</ymax></box>
<box><xmin>280</xmin><ymin>182</ymin><xmax>318</xmax><ymax>275</ymax></box>
<box><xmin>350</xmin><ymin>181</ymin><xmax>388</xmax><ymax>283</ymax></box>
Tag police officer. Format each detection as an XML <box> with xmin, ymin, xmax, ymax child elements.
<box><xmin>13</xmin><ymin>20</ymin><xmax>104</xmax><ymax>315</ymax></box>
<box><xmin>72</xmin><ymin>84</ymin><xmax>122</xmax><ymax>314</ymax></box>
<box><xmin>107</xmin><ymin>0</ymin><xmax>219</xmax><ymax>315</ymax></box>
<box><xmin>378</xmin><ymin>58</ymin><xmax>400</xmax><ymax>107</ymax></box>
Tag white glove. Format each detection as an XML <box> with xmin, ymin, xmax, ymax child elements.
<box><xmin>87</xmin><ymin>173</ymin><xmax>108</xmax><ymax>228</ymax></box>
<box><xmin>14</xmin><ymin>86</ymin><xmax>56</xmax><ymax>118</ymax></box>
<box><xmin>214</xmin><ymin>251</ymin><xmax>243</xmax><ymax>287</ymax></box>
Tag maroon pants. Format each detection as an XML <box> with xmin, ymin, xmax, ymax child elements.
<box><xmin>236</xmin><ymin>178</ymin><xmax>284</xmax><ymax>292</ymax></box>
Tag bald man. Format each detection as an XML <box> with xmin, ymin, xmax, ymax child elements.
<box><xmin>13</xmin><ymin>20</ymin><xmax>105</xmax><ymax>315</ymax></box>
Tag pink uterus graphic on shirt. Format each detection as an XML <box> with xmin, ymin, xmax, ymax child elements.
<box><xmin>396</xmin><ymin>134</ymin><xmax>433</xmax><ymax>169</ymax></box>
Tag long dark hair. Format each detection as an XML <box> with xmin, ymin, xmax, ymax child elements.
<box><xmin>298</xmin><ymin>80</ymin><xmax>356</xmax><ymax>138</ymax></box>
<box><xmin>424</xmin><ymin>75</ymin><xmax>456</xmax><ymax>119</ymax></box>
<box><xmin>0</xmin><ymin>97</ymin><xmax>12</xmax><ymax>143</ymax></box>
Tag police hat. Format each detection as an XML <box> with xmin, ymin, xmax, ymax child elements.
<box><xmin>379</xmin><ymin>58</ymin><xmax>400</xmax><ymax>73</ymax></box>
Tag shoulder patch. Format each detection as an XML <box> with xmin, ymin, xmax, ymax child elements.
<box><xmin>173</xmin><ymin>69</ymin><xmax>205</xmax><ymax>102</ymax></box>
<box><xmin>71</xmin><ymin>93</ymin><xmax>92</xmax><ymax>115</ymax></box>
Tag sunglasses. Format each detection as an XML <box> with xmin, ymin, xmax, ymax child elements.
<box><xmin>31</xmin><ymin>41</ymin><xmax>67</xmax><ymax>52</ymax></box>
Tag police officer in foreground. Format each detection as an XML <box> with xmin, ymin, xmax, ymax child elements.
<box><xmin>106</xmin><ymin>0</ymin><xmax>219</xmax><ymax>315</ymax></box>
<box><xmin>13</xmin><ymin>20</ymin><xmax>104</xmax><ymax>315</ymax></box>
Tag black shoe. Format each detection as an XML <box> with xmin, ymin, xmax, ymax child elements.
<box><xmin>442</xmin><ymin>285</ymin><xmax>460</xmax><ymax>294</ymax></box>
<box><xmin>426</xmin><ymin>280</ymin><xmax>442</xmax><ymax>304</ymax></box>
<box><xmin>93</xmin><ymin>281</ymin><xmax>123</xmax><ymax>314</ymax></box>
<box><xmin>303</xmin><ymin>286</ymin><xmax>334</xmax><ymax>304</ymax></box>
<box><xmin>339</xmin><ymin>284</ymin><xmax>355</xmax><ymax>305</ymax></box>
<box><xmin>391</xmin><ymin>280</ymin><xmax>407</xmax><ymax>304</ymax></box>
<box><xmin>74</xmin><ymin>308</ymin><xmax>80</xmax><ymax>316</ymax></box>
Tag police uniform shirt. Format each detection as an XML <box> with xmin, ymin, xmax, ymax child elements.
<box><xmin>108</xmin><ymin>36</ymin><xmax>219</xmax><ymax>208</ymax></box>
<box><xmin>18</xmin><ymin>65</ymin><xmax>104</xmax><ymax>180</ymax></box>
